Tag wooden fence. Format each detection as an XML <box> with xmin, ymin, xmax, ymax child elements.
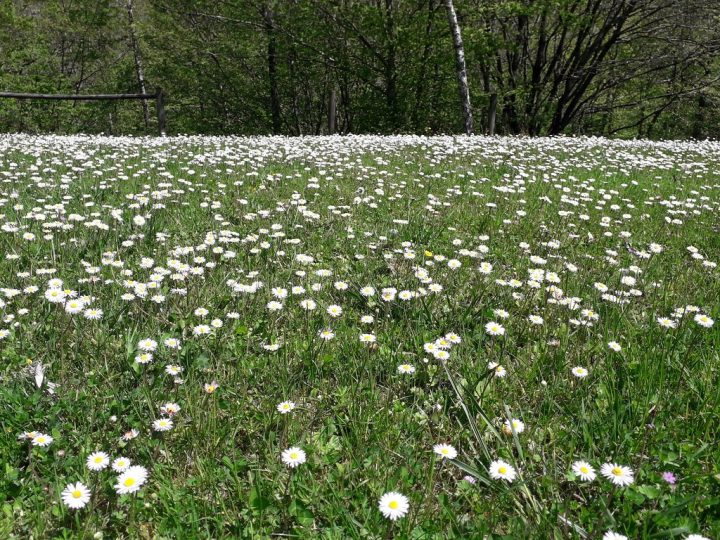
<box><xmin>0</xmin><ymin>88</ymin><xmax>166</xmax><ymax>136</ymax></box>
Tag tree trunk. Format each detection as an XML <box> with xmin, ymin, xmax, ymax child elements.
<box><xmin>443</xmin><ymin>0</ymin><xmax>473</xmax><ymax>135</ymax></box>
<box><xmin>340</xmin><ymin>74</ymin><xmax>353</xmax><ymax>133</ymax></box>
<box><xmin>384</xmin><ymin>0</ymin><xmax>399</xmax><ymax>131</ymax></box>
<box><xmin>691</xmin><ymin>94</ymin><xmax>708</xmax><ymax>139</ymax></box>
<box><xmin>412</xmin><ymin>0</ymin><xmax>437</xmax><ymax>131</ymax></box>
<box><xmin>125</xmin><ymin>0</ymin><xmax>149</xmax><ymax>127</ymax></box>
<box><xmin>263</xmin><ymin>6</ymin><xmax>282</xmax><ymax>134</ymax></box>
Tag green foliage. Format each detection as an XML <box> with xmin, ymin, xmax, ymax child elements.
<box><xmin>0</xmin><ymin>0</ymin><xmax>719</xmax><ymax>137</ymax></box>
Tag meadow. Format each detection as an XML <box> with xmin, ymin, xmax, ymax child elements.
<box><xmin>0</xmin><ymin>134</ymin><xmax>718</xmax><ymax>539</ymax></box>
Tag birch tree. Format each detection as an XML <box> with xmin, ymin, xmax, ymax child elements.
<box><xmin>444</xmin><ymin>0</ymin><xmax>473</xmax><ymax>135</ymax></box>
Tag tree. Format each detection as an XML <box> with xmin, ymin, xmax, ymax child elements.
<box><xmin>444</xmin><ymin>0</ymin><xmax>473</xmax><ymax>134</ymax></box>
<box><xmin>1</xmin><ymin>0</ymin><xmax>719</xmax><ymax>137</ymax></box>
<box><xmin>125</xmin><ymin>0</ymin><xmax>150</xmax><ymax>127</ymax></box>
<box><xmin>468</xmin><ymin>0</ymin><xmax>720</xmax><ymax>135</ymax></box>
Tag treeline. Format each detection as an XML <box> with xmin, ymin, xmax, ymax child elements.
<box><xmin>1</xmin><ymin>0</ymin><xmax>719</xmax><ymax>138</ymax></box>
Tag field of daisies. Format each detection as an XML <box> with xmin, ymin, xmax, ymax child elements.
<box><xmin>1</xmin><ymin>134</ymin><xmax>718</xmax><ymax>539</ymax></box>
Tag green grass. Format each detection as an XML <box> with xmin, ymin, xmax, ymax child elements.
<box><xmin>0</xmin><ymin>134</ymin><xmax>719</xmax><ymax>539</ymax></box>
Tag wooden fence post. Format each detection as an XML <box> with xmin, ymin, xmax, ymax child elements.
<box><xmin>155</xmin><ymin>88</ymin><xmax>167</xmax><ymax>136</ymax></box>
<box><xmin>328</xmin><ymin>88</ymin><xmax>337</xmax><ymax>135</ymax></box>
<box><xmin>488</xmin><ymin>93</ymin><xmax>497</xmax><ymax>136</ymax></box>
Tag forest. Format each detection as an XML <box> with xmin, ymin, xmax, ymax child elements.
<box><xmin>1</xmin><ymin>0</ymin><xmax>719</xmax><ymax>138</ymax></box>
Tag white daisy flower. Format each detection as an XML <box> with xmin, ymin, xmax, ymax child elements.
<box><xmin>433</xmin><ymin>444</ymin><xmax>457</xmax><ymax>460</ymax></box>
<box><xmin>489</xmin><ymin>459</ymin><xmax>517</xmax><ymax>482</ymax></box>
<box><xmin>572</xmin><ymin>460</ymin><xmax>596</xmax><ymax>482</ymax></box>
<box><xmin>281</xmin><ymin>447</ymin><xmax>306</xmax><ymax>468</ymax></box>
<box><xmin>87</xmin><ymin>452</ymin><xmax>110</xmax><ymax>471</ymax></box>
<box><xmin>378</xmin><ymin>491</ymin><xmax>409</xmax><ymax>521</ymax></box>
<box><xmin>115</xmin><ymin>465</ymin><xmax>148</xmax><ymax>494</ymax></box>
<box><xmin>600</xmin><ymin>463</ymin><xmax>634</xmax><ymax>486</ymax></box>
<box><xmin>61</xmin><ymin>482</ymin><xmax>91</xmax><ymax>509</ymax></box>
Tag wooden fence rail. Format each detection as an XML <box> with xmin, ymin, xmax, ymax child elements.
<box><xmin>0</xmin><ymin>88</ymin><xmax>167</xmax><ymax>135</ymax></box>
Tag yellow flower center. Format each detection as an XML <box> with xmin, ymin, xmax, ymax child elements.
<box><xmin>498</xmin><ymin>466</ymin><xmax>507</xmax><ymax>474</ymax></box>
<box><xmin>580</xmin><ymin>466</ymin><xmax>588</xmax><ymax>473</ymax></box>
<box><xmin>95</xmin><ymin>457</ymin><xmax>103</xmax><ymax>463</ymax></box>
<box><xmin>290</xmin><ymin>453</ymin><xmax>298</xmax><ymax>459</ymax></box>
<box><xmin>612</xmin><ymin>467</ymin><xmax>622</xmax><ymax>476</ymax></box>
<box><xmin>388</xmin><ymin>500</ymin><xmax>399</xmax><ymax>509</ymax></box>
<box><xmin>72</xmin><ymin>490</ymin><xmax>82</xmax><ymax>498</ymax></box>
<box><xmin>124</xmin><ymin>478</ymin><xmax>136</xmax><ymax>487</ymax></box>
